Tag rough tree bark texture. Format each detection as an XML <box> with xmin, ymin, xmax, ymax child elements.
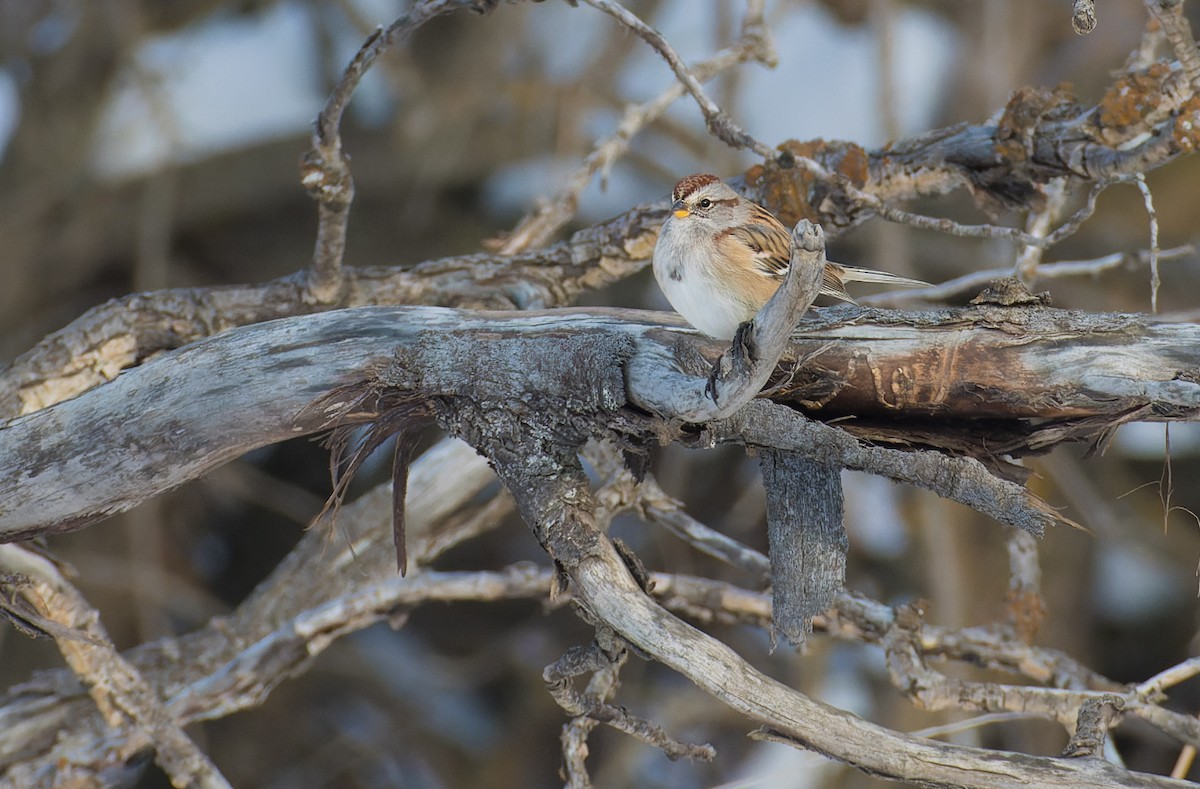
<box><xmin>760</xmin><ymin>450</ymin><xmax>846</xmax><ymax>644</ymax></box>
<box><xmin>4</xmin><ymin>305</ymin><xmax>1197</xmax><ymax>540</ymax></box>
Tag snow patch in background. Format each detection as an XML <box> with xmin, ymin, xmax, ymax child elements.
<box><xmin>0</xmin><ymin>72</ymin><xmax>18</xmax><ymax>158</ymax></box>
<box><xmin>0</xmin><ymin>0</ymin><xmax>963</xmax><ymax>194</ymax></box>
<box><xmin>32</xmin><ymin>0</ymin><xmax>964</xmax><ymax>206</ymax></box>
<box><xmin>89</xmin><ymin>2</ymin><xmax>324</xmax><ymax>179</ymax></box>
<box><xmin>482</xmin><ymin>154</ymin><xmax>661</xmax><ymax>224</ymax></box>
<box><xmin>737</xmin><ymin>4</ymin><xmax>960</xmax><ymax>146</ymax></box>
<box><xmin>523</xmin><ymin>0</ymin><xmax>610</xmax><ymax>81</ymax></box>
<box><xmin>29</xmin><ymin>5</ymin><xmax>79</xmax><ymax>55</ymax></box>
<box><xmin>843</xmin><ymin>471</ymin><xmax>909</xmax><ymax>559</ymax></box>
<box><xmin>1112</xmin><ymin>422</ymin><xmax>1200</xmax><ymax>459</ymax></box>
<box><xmin>1093</xmin><ymin>541</ymin><xmax>1182</xmax><ymax>622</ymax></box>
<box><xmin>486</xmin><ymin>1</ymin><xmax>961</xmax><ymax>218</ymax></box>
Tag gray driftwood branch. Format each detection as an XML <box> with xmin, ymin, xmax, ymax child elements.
<box><xmin>6</xmin><ymin>304</ymin><xmax>1199</xmax><ymax>541</ymax></box>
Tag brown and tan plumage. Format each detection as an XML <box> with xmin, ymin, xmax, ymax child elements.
<box><xmin>654</xmin><ymin>173</ymin><xmax>931</xmax><ymax>339</ymax></box>
<box><xmin>699</xmin><ymin>183</ymin><xmax>924</xmax><ymax>304</ymax></box>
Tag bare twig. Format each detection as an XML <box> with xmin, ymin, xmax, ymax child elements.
<box><xmin>300</xmin><ymin>0</ymin><xmax>492</xmax><ymax>302</ymax></box>
<box><xmin>1015</xmin><ymin>178</ymin><xmax>1069</xmax><ymax>282</ymax></box>
<box><xmin>1133</xmin><ymin>173</ymin><xmax>1163</xmax><ymax>311</ymax></box>
<box><xmin>1172</xmin><ymin>745</ymin><xmax>1197</xmax><ymax>780</ymax></box>
<box><xmin>581</xmin><ymin>440</ymin><xmax>772</xmax><ymax>579</ymax></box>
<box><xmin>833</xmin><ymin>174</ymin><xmax>1119</xmax><ymax>249</ymax></box>
<box><xmin>495</xmin><ymin>24</ymin><xmax>773</xmax><ymax>254</ymax></box>
<box><xmin>1143</xmin><ymin>0</ymin><xmax>1200</xmax><ymax>91</ymax></box>
<box><xmin>1137</xmin><ymin>657</ymin><xmax>1200</xmax><ymax>697</ymax></box>
<box><xmin>883</xmin><ymin>603</ymin><xmax>1200</xmax><ymax>748</ymax></box>
<box><xmin>544</xmin><ymin>630</ymin><xmax>714</xmax><ymax>763</ymax></box>
<box><xmin>911</xmin><ymin>712</ymin><xmax>1042</xmax><ymax>739</ymax></box>
<box><xmin>1044</xmin><ymin>176</ymin><xmax>1134</xmax><ymax>246</ymax></box>
<box><xmin>1005</xmin><ymin>528</ymin><xmax>1045</xmax><ymax>643</ymax></box>
<box><xmin>862</xmin><ymin>245</ymin><xmax>1194</xmax><ymax>305</ymax></box>
<box><xmin>0</xmin><ymin>546</ymin><xmax>231</xmax><ymax>789</ymax></box>
<box><xmin>559</xmin><ymin>650</ymin><xmax>623</xmax><ymax>789</ymax></box>
<box><xmin>651</xmin><ymin>574</ymin><xmax>1126</xmax><ymax>697</ymax></box>
<box><xmin>640</xmin><ymin>476</ymin><xmax>771</xmax><ymax>580</ymax></box>
<box><xmin>579</xmin><ymin>0</ymin><xmax>775</xmax><ymax>160</ymax></box>
<box><xmin>874</xmin><ymin>200</ymin><xmax>1049</xmax><ymax>245</ymax></box>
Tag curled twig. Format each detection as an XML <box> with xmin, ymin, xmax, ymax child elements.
<box><xmin>301</xmin><ymin>0</ymin><xmax>495</xmax><ymax>301</ymax></box>
<box><xmin>544</xmin><ymin>631</ymin><xmax>715</xmax><ymax>764</ymax></box>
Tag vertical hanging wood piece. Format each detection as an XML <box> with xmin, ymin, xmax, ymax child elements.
<box><xmin>759</xmin><ymin>449</ymin><xmax>847</xmax><ymax>646</ymax></box>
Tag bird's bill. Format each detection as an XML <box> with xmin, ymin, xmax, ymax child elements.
<box><xmin>671</xmin><ymin>200</ymin><xmax>689</xmax><ymax>219</ymax></box>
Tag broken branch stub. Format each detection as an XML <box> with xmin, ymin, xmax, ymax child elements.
<box><xmin>760</xmin><ymin>449</ymin><xmax>847</xmax><ymax>646</ymax></box>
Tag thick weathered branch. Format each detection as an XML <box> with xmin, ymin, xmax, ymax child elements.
<box><xmin>711</xmin><ymin>401</ymin><xmax>1058</xmax><ymax>536</ymax></box>
<box><xmin>748</xmin><ymin>61</ymin><xmax>1200</xmax><ymax>235</ymax></box>
<box><xmin>0</xmin><ymin>204</ymin><xmax>664</xmax><ymax>420</ymax></box>
<box><xmin>4</xmin><ymin>304</ymin><xmax>1199</xmax><ymax>540</ymax></box>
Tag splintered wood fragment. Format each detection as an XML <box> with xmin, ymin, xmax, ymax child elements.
<box><xmin>392</xmin><ymin>432</ymin><xmax>419</xmax><ymax>576</ymax></box>
<box><xmin>1062</xmin><ymin>695</ymin><xmax>1125</xmax><ymax>757</ymax></box>
<box><xmin>759</xmin><ymin>449</ymin><xmax>847</xmax><ymax>645</ymax></box>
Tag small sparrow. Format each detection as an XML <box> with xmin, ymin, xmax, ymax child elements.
<box><xmin>653</xmin><ymin>173</ymin><xmax>929</xmax><ymax>339</ymax></box>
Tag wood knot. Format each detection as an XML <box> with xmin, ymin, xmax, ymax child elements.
<box><xmin>970</xmin><ymin>278</ymin><xmax>1052</xmax><ymax>307</ymax></box>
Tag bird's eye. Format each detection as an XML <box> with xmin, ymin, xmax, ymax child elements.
<box><xmin>698</xmin><ymin>199</ymin><xmax>712</xmax><ymax>209</ymax></box>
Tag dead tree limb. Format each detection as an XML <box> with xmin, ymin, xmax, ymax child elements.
<box><xmin>483</xmin><ymin>418</ymin><xmax>1189</xmax><ymax>788</ymax></box>
<box><xmin>4</xmin><ymin>304</ymin><xmax>1199</xmax><ymax>540</ymax></box>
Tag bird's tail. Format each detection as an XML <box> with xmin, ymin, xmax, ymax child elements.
<box><xmin>818</xmin><ymin>263</ymin><xmax>930</xmax><ymax>304</ymax></box>
<box><xmin>835</xmin><ymin>264</ymin><xmax>930</xmax><ymax>289</ymax></box>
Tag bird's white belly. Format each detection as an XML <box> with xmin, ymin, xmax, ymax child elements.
<box><xmin>656</xmin><ymin>264</ymin><xmax>752</xmax><ymax>340</ymax></box>
<box><xmin>653</xmin><ymin>217</ymin><xmax>759</xmax><ymax>340</ymax></box>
